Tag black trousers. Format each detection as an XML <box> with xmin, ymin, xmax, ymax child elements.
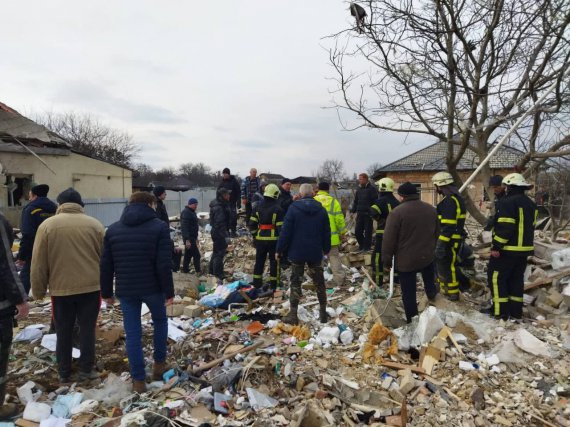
<box><xmin>487</xmin><ymin>255</ymin><xmax>526</xmax><ymax>319</ymax></box>
<box><xmin>252</xmin><ymin>240</ymin><xmax>278</xmax><ymax>289</ymax></box>
<box><xmin>229</xmin><ymin>205</ymin><xmax>238</xmax><ymax>234</ymax></box>
<box><xmin>399</xmin><ymin>262</ymin><xmax>438</xmax><ymax>323</ymax></box>
<box><xmin>0</xmin><ymin>316</ymin><xmax>13</xmax><ymax>404</ymax></box>
<box><xmin>171</xmin><ymin>240</ymin><xmax>182</xmax><ymax>272</ymax></box>
<box><xmin>209</xmin><ymin>236</ymin><xmax>228</xmax><ymax>279</ymax></box>
<box><xmin>245</xmin><ymin>201</ymin><xmax>253</xmax><ymax>226</ymax></box>
<box><xmin>435</xmin><ymin>241</ymin><xmax>460</xmax><ymax>296</ymax></box>
<box><xmin>52</xmin><ymin>291</ymin><xmax>100</xmax><ymax>378</ymax></box>
<box><xmin>182</xmin><ymin>239</ymin><xmax>201</xmax><ymax>273</ymax></box>
<box><xmin>355</xmin><ymin>213</ymin><xmax>373</xmax><ymax>250</ymax></box>
<box><xmin>372</xmin><ymin>235</ymin><xmax>399</xmax><ymax>285</ymax></box>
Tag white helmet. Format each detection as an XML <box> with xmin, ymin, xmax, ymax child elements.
<box><xmin>431</xmin><ymin>171</ymin><xmax>454</xmax><ymax>186</ymax></box>
<box><xmin>377</xmin><ymin>177</ymin><xmax>395</xmax><ymax>192</ymax></box>
<box><xmin>502</xmin><ymin>173</ymin><xmax>532</xmax><ymax>187</ymax></box>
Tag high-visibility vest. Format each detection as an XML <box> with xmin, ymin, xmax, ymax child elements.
<box><xmin>314</xmin><ymin>191</ymin><xmax>346</xmax><ymax>246</ymax></box>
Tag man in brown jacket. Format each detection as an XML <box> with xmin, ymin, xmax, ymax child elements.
<box><xmin>382</xmin><ymin>182</ymin><xmax>439</xmax><ymax>322</ymax></box>
<box><xmin>32</xmin><ymin>188</ymin><xmax>105</xmax><ymax>383</ymax></box>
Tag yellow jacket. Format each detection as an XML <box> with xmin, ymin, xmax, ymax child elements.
<box><xmin>314</xmin><ymin>190</ymin><xmax>346</xmax><ymax>246</ymax></box>
<box><xmin>31</xmin><ymin>203</ymin><xmax>105</xmax><ymax>299</ymax></box>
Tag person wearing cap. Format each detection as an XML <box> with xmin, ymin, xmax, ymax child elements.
<box><xmin>31</xmin><ymin>188</ymin><xmax>105</xmax><ymax>384</ymax></box>
<box><xmin>483</xmin><ymin>173</ymin><xmax>537</xmax><ymax>320</ymax></box>
<box><xmin>180</xmin><ymin>198</ymin><xmax>201</xmax><ymax>274</ymax></box>
<box><xmin>0</xmin><ymin>212</ymin><xmax>29</xmax><ymax>420</ymax></box>
<box><xmin>314</xmin><ymin>181</ymin><xmax>347</xmax><ymax>287</ymax></box>
<box><xmin>248</xmin><ymin>184</ymin><xmax>284</xmax><ymax>290</ymax></box>
<box><xmin>369</xmin><ymin>178</ymin><xmax>400</xmax><ymax>287</ymax></box>
<box><xmin>209</xmin><ymin>188</ymin><xmax>232</xmax><ymax>281</ymax></box>
<box><xmin>100</xmin><ymin>191</ymin><xmax>175</xmax><ymax>393</ymax></box>
<box><xmin>382</xmin><ymin>182</ymin><xmax>439</xmax><ymax>323</ymax></box>
<box><xmin>218</xmin><ymin>168</ymin><xmax>241</xmax><ymax>237</ymax></box>
<box><xmin>241</xmin><ymin>168</ymin><xmax>261</xmax><ymax>226</ymax></box>
<box><xmin>278</xmin><ymin>178</ymin><xmax>295</xmax><ymax>214</ymax></box>
<box><xmin>484</xmin><ymin>175</ymin><xmax>506</xmax><ymax>231</ymax></box>
<box><xmin>16</xmin><ymin>184</ymin><xmax>57</xmax><ymax>295</ymax></box>
<box><xmin>350</xmin><ymin>173</ymin><xmax>378</xmax><ymax>252</ymax></box>
<box><xmin>431</xmin><ymin>171</ymin><xmax>467</xmax><ymax>301</ymax></box>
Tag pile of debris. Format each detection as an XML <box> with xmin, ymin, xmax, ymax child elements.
<box><xmin>4</xmin><ymin>222</ymin><xmax>569</xmax><ymax>426</ymax></box>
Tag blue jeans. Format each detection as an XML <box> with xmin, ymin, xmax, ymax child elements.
<box><xmin>119</xmin><ymin>293</ymin><xmax>168</xmax><ymax>381</ymax></box>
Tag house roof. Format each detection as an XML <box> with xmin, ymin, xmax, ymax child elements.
<box><xmin>377</xmin><ymin>139</ymin><xmax>524</xmax><ymax>173</ymax></box>
<box><xmin>259</xmin><ymin>173</ymin><xmax>285</xmax><ymax>180</ymax></box>
<box><xmin>0</xmin><ymin>102</ymin><xmax>70</xmax><ymax>148</ymax></box>
<box><xmin>291</xmin><ymin>176</ymin><xmax>317</xmax><ymax>184</ymax></box>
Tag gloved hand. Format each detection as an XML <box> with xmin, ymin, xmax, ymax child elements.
<box><xmin>435</xmin><ymin>240</ymin><xmax>448</xmax><ymax>259</ymax></box>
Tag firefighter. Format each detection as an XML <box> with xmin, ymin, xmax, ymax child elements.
<box><xmin>484</xmin><ymin>173</ymin><xmax>537</xmax><ymax>320</ymax></box>
<box><xmin>432</xmin><ymin>171</ymin><xmax>466</xmax><ymax>301</ymax></box>
<box><xmin>370</xmin><ymin>178</ymin><xmax>399</xmax><ymax>286</ymax></box>
<box><xmin>248</xmin><ymin>184</ymin><xmax>284</xmax><ymax>291</ymax></box>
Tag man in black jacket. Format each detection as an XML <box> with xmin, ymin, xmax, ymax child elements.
<box><xmin>278</xmin><ymin>178</ymin><xmax>295</xmax><ymax>214</ymax></box>
<box><xmin>484</xmin><ymin>175</ymin><xmax>506</xmax><ymax>231</ymax></box>
<box><xmin>100</xmin><ymin>192</ymin><xmax>174</xmax><ymax>393</ymax></box>
<box><xmin>15</xmin><ymin>184</ymin><xmax>57</xmax><ymax>295</ymax></box>
<box><xmin>209</xmin><ymin>188</ymin><xmax>231</xmax><ymax>282</ymax></box>
<box><xmin>218</xmin><ymin>168</ymin><xmax>241</xmax><ymax>237</ymax></box>
<box><xmin>152</xmin><ymin>186</ymin><xmax>181</xmax><ymax>271</ymax></box>
<box><xmin>351</xmin><ymin>173</ymin><xmax>378</xmax><ymax>252</ymax></box>
<box><xmin>180</xmin><ymin>198</ymin><xmax>201</xmax><ymax>274</ymax></box>
<box><xmin>0</xmin><ymin>213</ymin><xmax>29</xmax><ymax>419</ymax></box>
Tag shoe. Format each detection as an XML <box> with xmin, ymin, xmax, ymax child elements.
<box><xmin>446</xmin><ymin>294</ymin><xmax>459</xmax><ymax>301</ymax></box>
<box><xmin>152</xmin><ymin>361</ymin><xmax>169</xmax><ymax>381</ymax></box>
<box><xmin>132</xmin><ymin>380</ymin><xmax>147</xmax><ymax>393</ymax></box>
<box><xmin>181</xmin><ymin>269</ymin><xmax>190</xmax><ymax>274</ymax></box>
<box><xmin>59</xmin><ymin>376</ymin><xmax>73</xmax><ymax>386</ymax></box>
<box><xmin>319</xmin><ymin>309</ymin><xmax>329</xmax><ymax>324</ymax></box>
<box><xmin>0</xmin><ymin>403</ymin><xmax>18</xmax><ymax>421</ymax></box>
<box><xmin>282</xmin><ymin>311</ymin><xmax>299</xmax><ymax>325</ymax></box>
<box><xmin>479</xmin><ymin>306</ymin><xmax>493</xmax><ymax>315</ymax></box>
<box><xmin>78</xmin><ymin>370</ymin><xmax>100</xmax><ymax>381</ymax></box>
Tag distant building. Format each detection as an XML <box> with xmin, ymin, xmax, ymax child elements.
<box><xmin>259</xmin><ymin>173</ymin><xmax>285</xmax><ymax>185</ymax></box>
<box><xmin>373</xmin><ymin>139</ymin><xmax>524</xmax><ymax>208</ymax></box>
<box><xmin>290</xmin><ymin>176</ymin><xmax>317</xmax><ymax>193</ymax></box>
<box><xmin>0</xmin><ymin>101</ymin><xmax>132</xmax><ymax>226</ymax></box>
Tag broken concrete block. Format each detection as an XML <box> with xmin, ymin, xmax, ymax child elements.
<box><xmin>166</xmin><ymin>303</ymin><xmax>185</xmax><ymax>317</ymax></box>
<box><xmin>528</xmin><ymin>267</ymin><xmax>548</xmax><ymax>282</ymax></box>
<box><xmin>512</xmin><ymin>329</ymin><xmax>550</xmax><ymax>357</ymax></box>
<box><xmin>552</xmin><ymin>248</ymin><xmax>570</xmax><ymax>271</ymax></box>
<box><xmin>399</xmin><ymin>371</ymin><xmax>415</xmax><ymax>395</ymax></box>
<box><xmin>534</xmin><ymin>241</ymin><xmax>567</xmax><ymax>262</ymax></box>
<box><xmin>389</xmin><ymin>387</ymin><xmax>405</xmax><ymax>402</ymax></box>
<box><xmin>470</xmin><ymin>387</ymin><xmax>485</xmax><ymax>410</ymax></box>
<box><xmin>546</xmin><ymin>291</ymin><xmax>564</xmax><ymax>308</ymax></box>
<box><xmin>183</xmin><ymin>305</ymin><xmax>203</xmax><ymax>318</ymax></box>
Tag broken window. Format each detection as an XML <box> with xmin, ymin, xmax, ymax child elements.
<box><xmin>5</xmin><ymin>174</ymin><xmax>33</xmax><ymax>206</ymax></box>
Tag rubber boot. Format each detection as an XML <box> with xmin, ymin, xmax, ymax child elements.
<box><xmin>132</xmin><ymin>380</ymin><xmax>147</xmax><ymax>393</ymax></box>
<box><xmin>316</xmin><ymin>281</ymin><xmax>329</xmax><ymax>323</ymax></box>
<box><xmin>282</xmin><ymin>302</ymin><xmax>299</xmax><ymax>325</ymax></box>
<box><xmin>152</xmin><ymin>361</ymin><xmax>169</xmax><ymax>381</ymax></box>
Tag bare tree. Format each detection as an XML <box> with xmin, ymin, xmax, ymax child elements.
<box><xmin>37</xmin><ymin>111</ymin><xmax>140</xmax><ymax>167</ymax></box>
<box><xmin>178</xmin><ymin>162</ymin><xmax>214</xmax><ymax>187</ymax></box>
<box><xmin>315</xmin><ymin>159</ymin><xmax>348</xmax><ymax>184</ymax></box>
<box><xmin>366</xmin><ymin>161</ymin><xmax>383</xmax><ymax>178</ymax></box>
<box><xmin>328</xmin><ymin>0</ymin><xmax>570</xmax><ymax>224</ymax></box>
<box><xmin>536</xmin><ymin>158</ymin><xmax>570</xmax><ymax>240</ymax></box>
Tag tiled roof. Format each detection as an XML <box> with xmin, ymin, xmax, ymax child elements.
<box><xmin>378</xmin><ymin>139</ymin><xmax>524</xmax><ymax>172</ymax></box>
<box><xmin>0</xmin><ymin>101</ymin><xmax>69</xmax><ymax>148</ymax></box>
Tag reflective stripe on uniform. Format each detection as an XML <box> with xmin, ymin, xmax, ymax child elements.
<box><xmin>493</xmin><ymin>235</ymin><xmax>509</xmax><ymax>244</ymax></box>
<box><xmin>31</xmin><ymin>208</ymin><xmax>42</xmax><ymax>215</ymax></box>
<box><xmin>439</xmin><ymin>235</ymin><xmax>450</xmax><ymax>242</ymax></box>
<box><xmin>492</xmin><ymin>271</ymin><xmax>508</xmax><ymax>316</ymax></box>
<box><xmin>503</xmin><ymin>245</ymin><xmax>534</xmax><ymax>251</ymax></box>
<box><xmin>497</xmin><ymin>217</ymin><xmax>516</xmax><ymax>224</ymax></box>
<box><xmin>441</xmin><ymin>219</ymin><xmax>457</xmax><ymax>224</ymax></box>
<box><xmin>518</xmin><ymin>208</ymin><xmax>524</xmax><ymax>248</ymax></box>
<box><xmin>509</xmin><ymin>295</ymin><xmax>523</xmax><ymax>302</ymax></box>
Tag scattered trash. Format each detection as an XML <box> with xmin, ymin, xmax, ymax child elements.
<box><xmin>246</xmin><ymin>387</ymin><xmax>278</xmax><ymax>410</ymax></box>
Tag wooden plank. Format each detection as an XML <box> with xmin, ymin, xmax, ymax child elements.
<box><xmin>380</xmin><ymin>361</ymin><xmax>425</xmax><ymax>374</ymax></box>
<box><xmin>524</xmin><ymin>269</ymin><xmax>570</xmax><ymax>291</ymax></box>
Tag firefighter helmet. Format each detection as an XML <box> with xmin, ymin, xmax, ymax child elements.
<box><xmin>377</xmin><ymin>177</ymin><xmax>395</xmax><ymax>192</ymax></box>
<box><xmin>263</xmin><ymin>183</ymin><xmax>280</xmax><ymax>199</ymax></box>
<box><xmin>431</xmin><ymin>171</ymin><xmax>454</xmax><ymax>187</ymax></box>
<box><xmin>502</xmin><ymin>173</ymin><xmax>532</xmax><ymax>187</ymax></box>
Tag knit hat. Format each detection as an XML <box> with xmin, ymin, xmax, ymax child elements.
<box><xmin>281</xmin><ymin>177</ymin><xmax>292</xmax><ymax>185</ymax></box>
<box><xmin>489</xmin><ymin>175</ymin><xmax>504</xmax><ymax>187</ymax></box>
<box><xmin>223</xmin><ymin>168</ymin><xmax>231</xmax><ymax>174</ymax></box>
<box><xmin>57</xmin><ymin>188</ymin><xmax>84</xmax><ymax>207</ymax></box>
<box><xmin>318</xmin><ymin>181</ymin><xmax>330</xmax><ymax>191</ymax></box>
<box><xmin>31</xmin><ymin>184</ymin><xmax>49</xmax><ymax>198</ymax></box>
<box><xmin>152</xmin><ymin>186</ymin><xmax>166</xmax><ymax>197</ymax></box>
<box><xmin>397</xmin><ymin>182</ymin><xmax>418</xmax><ymax>196</ymax></box>
<box><xmin>188</xmin><ymin>198</ymin><xmax>198</xmax><ymax>205</ymax></box>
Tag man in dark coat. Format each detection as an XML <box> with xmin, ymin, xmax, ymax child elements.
<box><xmin>152</xmin><ymin>186</ymin><xmax>181</xmax><ymax>271</ymax></box>
<box><xmin>180</xmin><ymin>198</ymin><xmax>201</xmax><ymax>273</ymax></box>
<box><xmin>484</xmin><ymin>175</ymin><xmax>506</xmax><ymax>231</ymax></box>
<box><xmin>218</xmin><ymin>168</ymin><xmax>241</xmax><ymax>237</ymax></box>
<box><xmin>209</xmin><ymin>188</ymin><xmax>231</xmax><ymax>281</ymax></box>
<box><xmin>16</xmin><ymin>184</ymin><xmax>57</xmax><ymax>295</ymax></box>
<box><xmin>0</xmin><ymin>213</ymin><xmax>29</xmax><ymax>420</ymax></box>
<box><xmin>277</xmin><ymin>184</ymin><xmax>331</xmax><ymax>325</ymax></box>
<box><xmin>382</xmin><ymin>182</ymin><xmax>438</xmax><ymax>323</ymax></box>
<box><xmin>351</xmin><ymin>173</ymin><xmax>378</xmax><ymax>252</ymax></box>
<box><xmin>278</xmin><ymin>178</ymin><xmax>295</xmax><ymax>214</ymax></box>
<box><xmin>100</xmin><ymin>191</ymin><xmax>174</xmax><ymax>393</ymax></box>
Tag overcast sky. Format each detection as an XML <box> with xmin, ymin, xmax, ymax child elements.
<box><xmin>2</xmin><ymin>1</ymin><xmax>434</xmax><ymax>178</ymax></box>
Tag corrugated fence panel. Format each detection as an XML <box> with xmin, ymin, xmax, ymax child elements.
<box><xmin>83</xmin><ymin>198</ymin><xmax>128</xmax><ymax>227</ymax></box>
<box><xmin>164</xmin><ymin>190</ymin><xmax>217</xmax><ymax>216</ymax></box>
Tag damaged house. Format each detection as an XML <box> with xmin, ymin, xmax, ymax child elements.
<box><xmin>0</xmin><ymin>102</ymin><xmax>132</xmax><ymax>226</ymax></box>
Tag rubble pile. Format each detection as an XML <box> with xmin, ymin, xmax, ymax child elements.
<box><xmin>5</xmin><ymin>223</ymin><xmax>570</xmax><ymax>426</ymax></box>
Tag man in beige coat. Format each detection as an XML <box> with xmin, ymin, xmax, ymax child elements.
<box><xmin>32</xmin><ymin>188</ymin><xmax>105</xmax><ymax>383</ymax></box>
